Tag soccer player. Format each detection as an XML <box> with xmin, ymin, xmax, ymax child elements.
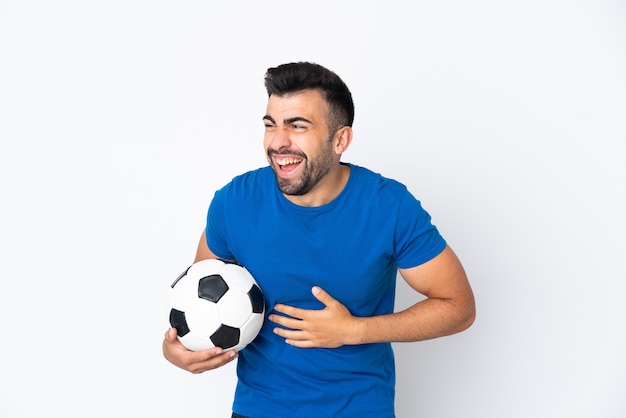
<box><xmin>163</xmin><ymin>61</ymin><xmax>476</xmax><ymax>418</ymax></box>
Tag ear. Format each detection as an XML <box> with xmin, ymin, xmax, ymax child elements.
<box><xmin>333</xmin><ymin>126</ymin><xmax>353</xmax><ymax>155</ymax></box>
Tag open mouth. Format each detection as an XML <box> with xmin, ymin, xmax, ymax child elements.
<box><xmin>273</xmin><ymin>155</ymin><xmax>304</xmax><ymax>175</ymax></box>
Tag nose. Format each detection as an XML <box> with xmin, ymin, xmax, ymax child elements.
<box><xmin>266</xmin><ymin>125</ymin><xmax>292</xmax><ymax>151</ymax></box>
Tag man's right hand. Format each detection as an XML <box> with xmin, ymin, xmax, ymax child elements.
<box><xmin>162</xmin><ymin>327</ymin><xmax>238</xmax><ymax>374</ymax></box>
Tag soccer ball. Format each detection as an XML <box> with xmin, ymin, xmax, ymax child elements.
<box><xmin>169</xmin><ymin>258</ymin><xmax>265</xmax><ymax>352</ymax></box>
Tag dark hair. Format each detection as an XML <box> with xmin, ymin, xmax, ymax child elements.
<box><xmin>264</xmin><ymin>62</ymin><xmax>355</xmax><ymax>132</ymax></box>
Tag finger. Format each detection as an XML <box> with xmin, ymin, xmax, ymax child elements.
<box><xmin>189</xmin><ymin>349</ymin><xmax>238</xmax><ymax>374</ymax></box>
<box><xmin>198</xmin><ymin>346</ymin><xmax>227</xmax><ymax>358</ymax></box>
<box><xmin>311</xmin><ymin>286</ymin><xmax>335</xmax><ymax>306</ymax></box>
<box><xmin>273</xmin><ymin>303</ymin><xmax>307</xmax><ymax>319</ymax></box>
<box><xmin>201</xmin><ymin>348</ymin><xmax>238</xmax><ymax>363</ymax></box>
<box><xmin>273</xmin><ymin>327</ymin><xmax>309</xmax><ymax>343</ymax></box>
<box><xmin>268</xmin><ymin>313</ymin><xmax>304</xmax><ymax>329</ymax></box>
<box><xmin>285</xmin><ymin>338</ymin><xmax>314</xmax><ymax>348</ymax></box>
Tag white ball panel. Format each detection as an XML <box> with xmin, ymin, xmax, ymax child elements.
<box><xmin>239</xmin><ymin>313</ymin><xmax>264</xmax><ymax>347</ymax></box>
<box><xmin>218</xmin><ymin>290</ymin><xmax>252</xmax><ymax>327</ymax></box>
<box><xmin>184</xmin><ymin>301</ymin><xmax>221</xmax><ymax>337</ymax></box>
<box><xmin>188</xmin><ymin>258</ymin><xmax>226</xmax><ymax>278</ymax></box>
<box><xmin>221</xmin><ymin>263</ymin><xmax>255</xmax><ymax>292</ymax></box>
<box><xmin>170</xmin><ymin>274</ymin><xmax>200</xmax><ymax>308</ymax></box>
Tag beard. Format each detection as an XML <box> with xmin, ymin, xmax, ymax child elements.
<box><xmin>268</xmin><ymin>138</ymin><xmax>334</xmax><ymax>196</ymax></box>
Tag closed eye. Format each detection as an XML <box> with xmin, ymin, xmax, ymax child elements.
<box><xmin>285</xmin><ymin>117</ymin><xmax>312</xmax><ymax>129</ymax></box>
<box><xmin>263</xmin><ymin>115</ymin><xmax>276</xmax><ymax>128</ymax></box>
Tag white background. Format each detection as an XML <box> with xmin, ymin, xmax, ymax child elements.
<box><xmin>1</xmin><ymin>1</ymin><xmax>625</xmax><ymax>417</ymax></box>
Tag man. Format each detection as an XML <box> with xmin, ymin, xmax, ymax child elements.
<box><xmin>163</xmin><ymin>62</ymin><xmax>476</xmax><ymax>418</ymax></box>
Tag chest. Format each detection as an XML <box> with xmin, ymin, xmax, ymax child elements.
<box><xmin>228</xmin><ymin>202</ymin><xmax>399</xmax><ymax>316</ymax></box>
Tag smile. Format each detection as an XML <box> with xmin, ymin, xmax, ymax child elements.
<box><xmin>274</xmin><ymin>156</ymin><xmax>303</xmax><ymax>167</ymax></box>
<box><xmin>271</xmin><ymin>154</ymin><xmax>305</xmax><ymax>177</ymax></box>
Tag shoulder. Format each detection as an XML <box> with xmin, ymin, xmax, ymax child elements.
<box><xmin>209</xmin><ymin>167</ymin><xmax>274</xmax><ymax>224</ymax></box>
<box><xmin>346</xmin><ymin>163</ymin><xmax>429</xmax><ymax>220</ymax></box>
<box><xmin>217</xmin><ymin>166</ymin><xmax>274</xmax><ymax>196</ymax></box>
<box><xmin>228</xmin><ymin>166</ymin><xmax>273</xmax><ymax>186</ymax></box>
<box><xmin>347</xmin><ymin>163</ymin><xmax>410</xmax><ymax>198</ymax></box>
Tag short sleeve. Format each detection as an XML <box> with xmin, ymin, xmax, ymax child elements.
<box><xmin>393</xmin><ymin>191</ymin><xmax>447</xmax><ymax>269</ymax></box>
<box><xmin>205</xmin><ymin>188</ymin><xmax>235</xmax><ymax>261</ymax></box>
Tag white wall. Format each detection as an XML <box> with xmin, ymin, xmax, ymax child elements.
<box><xmin>1</xmin><ymin>1</ymin><xmax>624</xmax><ymax>417</ymax></box>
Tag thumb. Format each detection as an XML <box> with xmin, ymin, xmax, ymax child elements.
<box><xmin>165</xmin><ymin>327</ymin><xmax>178</xmax><ymax>341</ymax></box>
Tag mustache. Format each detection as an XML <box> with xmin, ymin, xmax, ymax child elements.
<box><xmin>267</xmin><ymin>149</ymin><xmax>307</xmax><ymax>159</ymax></box>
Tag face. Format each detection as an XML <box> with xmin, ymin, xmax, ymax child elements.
<box><xmin>263</xmin><ymin>90</ymin><xmax>337</xmax><ymax>196</ymax></box>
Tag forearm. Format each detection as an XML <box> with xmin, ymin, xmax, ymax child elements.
<box><xmin>350</xmin><ymin>297</ymin><xmax>475</xmax><ymax>345</ymax></box>
<box><xmin>270</xmin><ymin>267</ymin><xmax>476</xmax><ymax>349</ymax></box>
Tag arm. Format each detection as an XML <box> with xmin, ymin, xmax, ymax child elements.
<box><xmin>270</xmin><ymin>245</ymin><xmax>475</xmax><ymax>347</ymax></box>
<box><xmin>162</xmin><ymin>230</ymin><xmax>239</xmax><ymax>373</ymax></box>
<box><xmin>357</xmin><ymin>245</ymin><xmax>475</xmax><ymax>343</ymax></box>
<box><xmin>194</xmin><ymin>229</ymin><xmax>216</xmax><ymax>262</ymax></box>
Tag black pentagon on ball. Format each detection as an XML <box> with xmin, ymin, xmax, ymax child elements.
<box><xmin>248</xmin><ymin>284</ymin><xmax>265</xmax><ymax>314</ymax></box>
<box><xmin>198</xmin><ymin>274</ymin><xmax>229</xmax><ymax>303</ymax></box>
<box><xmin>210</xmin><ymin>324</ymin><xmax>240</xmax><ymax>349</ymax></box>
<box><xmin>169</xmin><ymin>308</ymin><xmax>190</xmax><ymax>337</ymax></box>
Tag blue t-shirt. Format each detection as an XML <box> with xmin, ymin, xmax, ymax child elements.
<box><xmin>206</xmin><ymin>163</ymin><xmax>446</xmax><ymax>418</ymax></box>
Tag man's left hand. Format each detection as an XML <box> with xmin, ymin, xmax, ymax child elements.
<box><xmin>269</xmin><ymin>286</ymin><xmax>362</xmax><ymax>348</ymax></box>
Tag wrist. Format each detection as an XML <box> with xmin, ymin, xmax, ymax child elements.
<box><xmin>347</xmin><ymin>316</ymin><xmax>369</xmax><ymax>345</ymax></box>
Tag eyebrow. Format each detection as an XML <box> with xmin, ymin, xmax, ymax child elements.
<box><xmin>262</xmin><ymin>115</ymin><xmax>313</xmax><ymax>125</ymax></box>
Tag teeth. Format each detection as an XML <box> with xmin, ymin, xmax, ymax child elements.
<box><xmin>276</xmin><ymin>157</ymin><xmax>302</xmax><ymax>166</ymax></box>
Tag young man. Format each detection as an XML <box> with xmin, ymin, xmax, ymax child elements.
<box><xmin>163</xmin><ymin>62</ymin><xmax>476</xmax><ymax>418</ymax></box>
